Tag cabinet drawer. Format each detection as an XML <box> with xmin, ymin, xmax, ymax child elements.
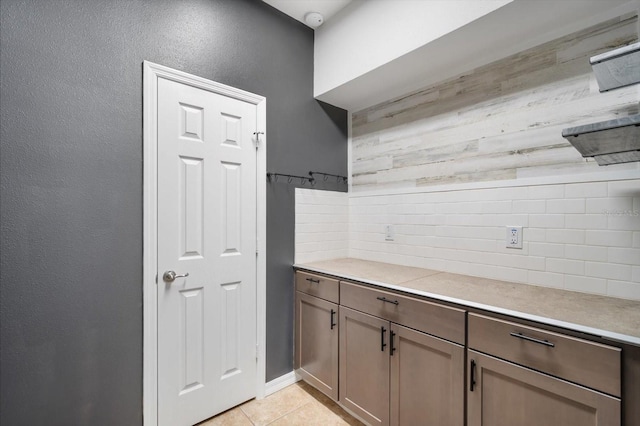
<box><xmin>468</xmin><ymin>313</ymin><xmax>621</xmax><ymax>397</ymax></box>
<box><xmin>340</xmin><ymin>281</ymin><xmax>465</xmax><ymax>344</ymax></box>
<box><xmin>295</xmin><ymin>271</ymin><xmax>339</xmax><ymax>303</ymax></box>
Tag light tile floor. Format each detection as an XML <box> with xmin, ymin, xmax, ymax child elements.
<box><xmin>197</xmin><ymin>381</ymin><xmax>363</xmax><ymax>426</ymax></box>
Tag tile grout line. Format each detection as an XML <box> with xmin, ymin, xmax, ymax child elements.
<box><xmin>262</xmin><ymin>401</ymin><xmax>316</xmax><ymax>425</ymax></box>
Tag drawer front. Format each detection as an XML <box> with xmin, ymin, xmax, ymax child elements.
<box><xmin>340</xmin><ymin>281</ymin><xmax>465</xmax><ymax>344</ymax></box>
<box><xmin>295</xmin><ymin>271</ymin><xmax>339</xmax><ymax>303</ymax></box>
<box><xmin>468</xmin><ymin>313</ymin><xmax>621</xmax><ymax>397</ymax></box>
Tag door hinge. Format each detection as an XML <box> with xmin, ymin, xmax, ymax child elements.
<box><xmin>253</xmin><ymin>131</ymin><xmax>264</xmax><ymax>149</ymax></box>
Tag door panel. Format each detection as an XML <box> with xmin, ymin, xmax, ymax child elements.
<box><xmin>390</xmin><ymin>324</ymin><xmax>464</xmax><ymax>426</ymax></box>
<box><xmin>295</xmin><ymin>291</ymin><xmax>339</xmax><ymax>400</ymax></box>
<box><xmin>179</xmin><ymin>156</ymin><xmax>204</xmax><ymax>259</ymax></box>
<box><xmin>179</xmin><ymin>287</ymin><xmax>204</xmax><ymax>394</ymax></box>
<box><xmin>467</xmin><ymin>350</ymin><xmax>620</xmax><ymax>426</ymax></box>
<box><xmin>339</xmin><ymin>306</ymin><xmax>390</xmax><ymax>426</ymax></box>
<box><xmin>157</xmin><ymin>77</ymin><xmax>257</xmax><ymax>426</ymax></box>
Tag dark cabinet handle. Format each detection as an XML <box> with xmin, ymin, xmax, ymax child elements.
<box><xmin>381</xmin><ymin>326</ymin><xmax>387</xmax><ymax>351</ymax></box>
<box><xmin>510</xmin><ymin>332</ymin><xmax>555</xmax><ymax>347</ymax></box>
<box><xmin>306</xmin><ymin>278</ymin><xmax>320</xmax><ymax>284</ymax></box>
<box><xmin>470</xmin><ymin>359</ymin><xmax>476</xmax><ymax>392</ymax></box>
<box><xmin>376</xmin><ymin>296</ymin><xmax>399</xmax><ymax>305</ymax></box>
<box><xmin>390</xmin><ymin>330</ymin><xmax>396</xmax><ymax>356</ymax></box>
<box><xmin>330</xmin><ymin>309</ymin><xmax>336</xmax><ymax>330</ymax></box>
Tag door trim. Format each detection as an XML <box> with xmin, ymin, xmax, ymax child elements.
<box><xmin>142</xmin><ymin>61</ymin><xmax>267</xmax><ymax>426</ymax></box>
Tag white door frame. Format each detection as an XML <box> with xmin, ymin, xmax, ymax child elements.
<box><xmin>142</xmin><ymin>61</ymin><xmax>267</xmax><ymax>426</ymax></box>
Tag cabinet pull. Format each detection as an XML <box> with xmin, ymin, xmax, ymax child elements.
<box><xmin>376</xmin><ymin>296</ymin><xmax>399</xmax><ymax>305</ymax></box>
<box><xmin>510</xmin><ymin>332</ymin><xmax>555</xmax><ymax>347</ymax></box>
<box><xmin>330</xmin><ymin>309</ymin><xmax>336</xmax><ymax>330</ymax></box>
<box><xmin>381</xmin><ymin>326</ymin><xmax>387</xmax><ymax>351</ymax></box>
<box><xmin>306</xmin><ymin>277</ymin><xmax>320</xmax><ymax>284</ymax></box>
<box><xmin>470</xmin><ymin>359</ymin><xmax>476</xmax><ymax>392</ymax></box>
<box><xmin>390</xmin><ymin>330</ymin><xmax>396</xmax><ymax>356</ymax></box>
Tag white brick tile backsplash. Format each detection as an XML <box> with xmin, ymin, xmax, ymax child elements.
<box><xmin>585</xmin><ymin>230</ymin><xmax>633</xmax><ymax>247</ymax></box>
<box><xmin>564</xmin><ymin>214</ymin><xmax>608</xmax><ymax>230</ymax></box>
<box><xmin>513</xmin><ymin>200</ymin><xmax>546</xmax><ymax>214</ymax></box>
<box><xmin>526</xmin><ymin>228</ymin><xmax>547</xmax><ymax>242</ymax></box>
<box><xmin>565</xmin><ymin>244</ymin><xmax>608</xmax><ymax>262</ymax></box>
<box><xmin>481</xmin><ymin>200</ymin><xmax>512</xmax><ymax>214</ymax></box>
<box><xmin>445</xmin><ymin>214</ymin><xmax>482</xmax><ymax>226</ymax></box>
<box><xmin>585</xmin><ymin>261</ymin><xmax>632</xmax><ymax>281</ymax></box>
<box><xmin>546</xmin><ymin>258</ymin><xmax>584</xmax><ymax>275</ymax></box>
<box><xmin>482</xmin><ymin>266</ymin><xmax>528</xmax><ymax>284</ymax></box>
<box><xmin>529</xmin><ymin>242</ymin><xmax>564</xmax><ymax>258</ymax></box>
<box><xmin>418</xmin><ymin>215</ymin><xmax>440</xmax><ymax>225</ymax></box>
<box><xmin>481</xmin><ymin>214</ymin><xmax>529</xmax><ymax>227</ymax></box>
<box><xmin>295</xmin><ymin>181</ymin><xmax>640</xmax><ymax>300</ymax></box>
<box><xmin>546</xmin><ymin>199</ymin><xmax>585</xmax><ymax>214</ymax></box>
<box><xmin>565</xmin><ymin>182</ymin><xmax>608</xmax><ymax>198</ymax></box>
<box><xmin>607</xmin><ymin>214</ymin><xmax>640</xmax><ymax>231</ymax></box>
<box><xmin>435</xmin><ymin>225</ymin><xmax>498</xmax><ymax>240</ymax></box>
<box><xmin>586</xmin><ymin>197</ymin><xmax>633</xmax><ymax>214</ymax></box>
<box><xmin>608</xmin><ymin>247</ymin><xmax>640</xmax><ymax>265</ymax></box>
<box><xmin>527</xmin><ymin>256</ymin><xmax>546</xmax><ymax>271</ymax></box>
<box><xmin>546</xmin><ymin>229</ymin><xmax>585</xmax><ymax>244</ymax></box>
<box><xmin>606</xmin><ymin>280</ymin><xmax>640</xmax><ymax>300</ymax></box>
<box><xmin>608</xmin><ymin>180</ymin><xmax>640</xmax><ymax>196</ymax></box>
<box><xmin>564</xmin><ymin>275</ymin><xmax>607</xmax><ymax>295</ymax></box>
<box><xmin>529</xmin><ymin>214</ymin><xmax>565</xmax><ymax>229</ymax></box>
<box><xmin>414</xmin><ymin>203</ymin><xmax>436</xmax><ymax>214</ymax></box>
<box><xmin>477</xmin><ymin>187</ymin><xmax>531</xmax><ymax>201</ymax></box>
<box><xmin>295</xmin><ymin>189</ymin><xmax>348</xmax><ymax>263</ymax></box>
<box><xmin>528</xmin><ymin>270</ymin><xmax>565</xmax><ymax>289</ymax></box>
<box><xmin>528</xmin><ymin>185</ymin><xmax>565</xmax><ymax>199</ymax></box>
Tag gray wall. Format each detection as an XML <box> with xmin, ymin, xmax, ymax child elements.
<box><xmin>0</xmin><ymin>0</ymin><xmax>347</xmax><ymax>424</ymax></box>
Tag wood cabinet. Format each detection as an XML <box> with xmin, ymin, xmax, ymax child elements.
<box><xmin>467</xmin><ymin>313</ymin><xmax>621</xmax><ymax>426</ymax></box>
<box><xmin>339</xmin><ymin>283</ymin><xmax>465</xmax><ymax>426</ymax></box>
<box><xmin>390</xmin><ymin>322</ymin><xmax>464</xmax><ymax>426</ymax></box>
<box><xmin>295</xmin><ymin>269</ymin><xmax>630</xmax><ymax>426</ymax></box>
<box><xmin>339</xmin><ymin>307</ymin><xmax>390</xmax><ymax>425</ymax></box>
<box><xmin>294</xmin><ymin>272</ymin><xmax>339</xmax><ymax>400</ymax></box>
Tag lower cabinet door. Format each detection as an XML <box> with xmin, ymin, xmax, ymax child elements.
<box><xmin>340</xmin><ymin>306</ymin><xmax>390</xmax><ymax>426</ymax></box>
<box><xmin>295</xmin><ymin>291</ymin><xmax>338</xmax><ymax>400</ymax></box>
<box><xmin>467</xmin><ymin>350</ymin><xmax>620</xmax><ymax>426</ymax></box>
<box><xmin>390</xmin><ymin>324</ymin><xmax>464</xmax><ymax>426</ymax></box>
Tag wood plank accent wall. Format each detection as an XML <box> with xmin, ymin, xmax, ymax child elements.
<box><xmin>352</xmin><ymin>14</ymin><xmax>640</xmax><ymax>191</ymax></box>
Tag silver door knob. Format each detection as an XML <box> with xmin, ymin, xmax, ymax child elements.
<box><xmin>163</xmin><ymin>271</ymin><xmax>189</xmax><ymax>282</ymax></box>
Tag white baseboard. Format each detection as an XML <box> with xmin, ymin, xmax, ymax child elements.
<box><xmin>264</xmin><ymin>371</ymin><xmax>300</xmax><ymax>397</ymax></box>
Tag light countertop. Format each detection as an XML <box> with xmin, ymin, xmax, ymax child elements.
<box><xmin>294</xmin><ymin>258</ymin><xmax>640</xmax><ymax>347</ymax></box>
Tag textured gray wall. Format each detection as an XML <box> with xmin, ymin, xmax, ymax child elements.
<box><xmin>0</xmin><ymin>0</ymin><xmax>347</xmax><ymax>424</ymax></box>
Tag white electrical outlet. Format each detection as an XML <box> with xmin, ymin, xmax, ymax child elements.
<box><xmin>385</xmin><ymin>225</ymin><xmax>395</xmax><ymax>241</ymax></box>
<box><xmin>506</xmin><ymin>226</ymin><xmax>523</xmax><ymax>249</ymax></box>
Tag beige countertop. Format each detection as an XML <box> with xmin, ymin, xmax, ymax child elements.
<box><xmin>294</xmin><ymin>258</ymin><xmax>640</xmax><ymax>346</ymax></box>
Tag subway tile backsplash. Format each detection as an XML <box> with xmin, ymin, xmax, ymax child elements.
<box><xmin>295</xmin><ymin>179</ymin><xmax>640</xmax><ymax>300</ymax></box>
<box><xmin>295</xmin><ymin>189</ymin><xmax>349</xmax><ymax>264</ymax></box>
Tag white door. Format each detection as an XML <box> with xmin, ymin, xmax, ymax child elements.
<box><xmin>156</xmin><ymin>76</ymin><xmax>257</xmax><ymax>426</ymax></box>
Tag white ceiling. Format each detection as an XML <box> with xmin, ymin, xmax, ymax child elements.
<box><xmin>262</xmin><ymin>0</ymin><xmax>352</xmax><ymax>28</ymax></box>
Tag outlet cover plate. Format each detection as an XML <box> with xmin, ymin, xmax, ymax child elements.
<box><xmin>506</xmin><ymin>226</ymin><xmax>523</xmax><ymax>249</ymax></box>
<box><xmin>385</xmin><ymin>225</ymin><xmax>395</xmax><ymax>241</ymax></box>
